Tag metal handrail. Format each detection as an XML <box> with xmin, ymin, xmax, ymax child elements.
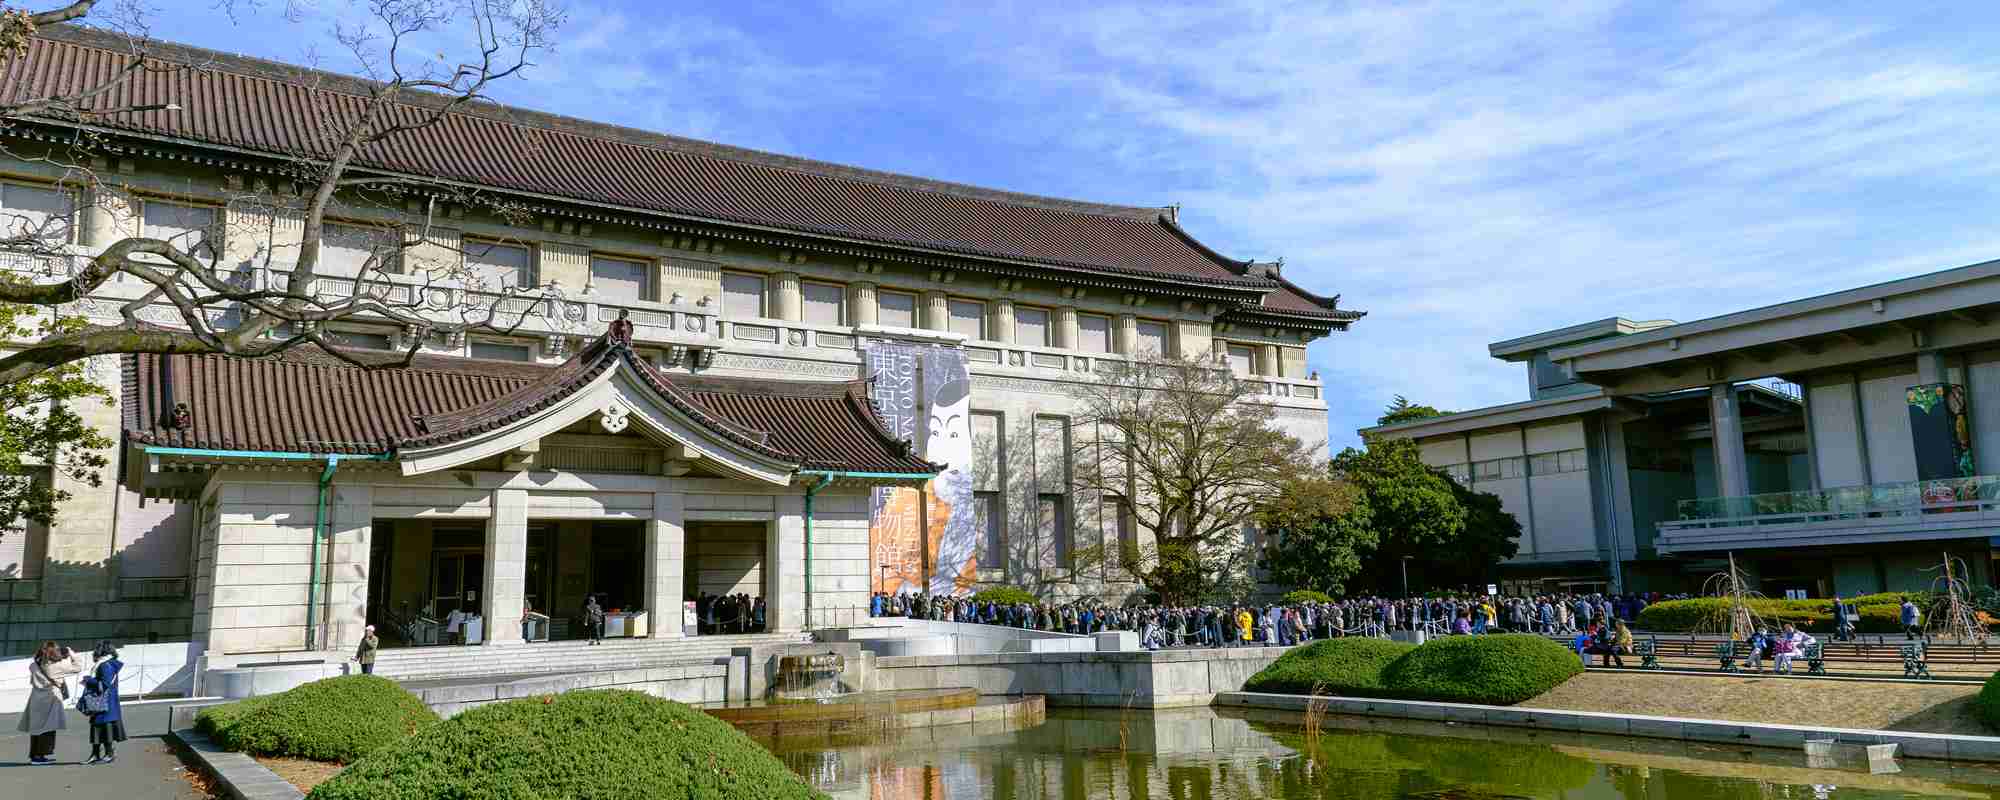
<box><xmin>1673</xmin><ymin>474</ymin><xmax>2000</xmax><ymax>525</ymax></box>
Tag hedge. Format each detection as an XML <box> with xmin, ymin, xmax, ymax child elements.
<box><xmin>1241</xmin><ymin>634</ymin><xmax>1580</xmax><ymax>705</ymax></box>
<box><xmin>308</xmin><ymin>690</ymin><xmax>825</xmax><ymax>800</ymax></box>
<box><xmin>1379</xmin><ymin>634</ymin><xmax>1583</xmax><ymax>706</ymax></box>
<box><xmin>1241</xmin><ymin>637</ymin><xmax>1414</xmax><ymax>696</ymax></box>
<box><xmin>1979</xmin><ymin>671</ymin><xmax>2000</xmax><ymax>732</ymax></box>
<box><xmin>196</xmin><ymin>675</ymin><xmax>438</xmax><ymax>763</ymax></box>
<box><xmin>1635</xmin><ymin>596</ymin><xmax>1932</xmax><ymax>634</ymax></box>
<box><xmin>967</xmin><ymin>587</ymin><xmax>1038</xmax><ymax>606</ymax></box>
<box><xmin>1281</xmin><ymin>589</ymin><xmax>1336</xmax><ymax>605</ymax></box>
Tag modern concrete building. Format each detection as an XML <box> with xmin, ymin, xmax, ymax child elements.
<box><xmin>1367</xmin><ymin>261</ymin><xmax>2000</xmax><ymax>597</ymax></box>
<box><xmin>0</xmin><ymin>28</ymin><xmax>1360</xmax><ymax>657</ymax></box>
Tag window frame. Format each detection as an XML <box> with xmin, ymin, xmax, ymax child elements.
<box><xmin>1133</xmin><ymin>318</ymin><xmax>1171</xmax><ymax>360</ymax></box>
<box><xmin>136</xmin><ymin>196</ymin><xmax>223</xmax><ymax>262</ymax></box>
<box><xmin>468</xmin><ymin>338</ymin><xmax>536</xmax><ymax>362</ymax></box>
<box><xmin>463</xmin><ymin>237</ymin><xmax>537</xmax><ymax>290</ymax></box>
<box><xmin>0</xmin><ymin>179</ymin><xmax>77</xmax><ymax>248</ymax></box>
<box><xmin>947</xmin><ymin>297</ymin><xmax>987</xmax><ymax>341</ymax></box>
<box><xmin>1014</xmin><ymin>305</ymin><xmax>1053</xmax><ymax>347</ymax></box>
<box><xmin>1225</xmin><ymin>343</ymin><xmax>1256</xmax><ymax>376</ymax></box>
<box><xmin>1075</xmin><ymin>312</ymin><xmax>1113</xmax><ymax>354</ymax></box>
<box><xmin>588</xmin><ymin>252</ymin><xmax>654</xmax><ymax>303</ymax></box>
<box><xmin>876</xmin><ymin>289</ymin><xmax>918</xmax><ymax>329</ymax></box>
<box><xmin>800</xmin><ymin>280</ymin><xmax>847</xmax><ymax>326</ymax></box>
<box><xmin>720</xmin><ymin>270</ymin><xmax>769</xmax><ymax>320</ymax></box>
<box><xmin>319</xmin><ymin>219</ymin><xmax>405</xmax><ymax>276</ymax></box>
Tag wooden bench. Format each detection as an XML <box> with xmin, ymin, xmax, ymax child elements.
<box><xmin>1633</xmin><ymin>637</ymin><xmax>1660</xmax><ymax>669</ymax></box>
<box><xmin>1902</xmin><ymin>644</ymin><xmax>1932</xmax><ymax>679</ymax></box>
<box><xmin>1715</xmin><ymin>641</ymin><xmax>1739</xmax><ymax>673</ymax></box>
<box><xmin>1804</xmin><ymin>641</ymin><xmax>1826</xmax><ymax>676</ymax></box>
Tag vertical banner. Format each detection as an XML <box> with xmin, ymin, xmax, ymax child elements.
<box><xmin>1907</xmin><ymin>383</ymin><xmax>1975</xmax><ymax>506</ymax></box>
<box><xmin>865</xmin><ymin>341</ymin><xmax>979</xmax><ymax>595</ymax></box>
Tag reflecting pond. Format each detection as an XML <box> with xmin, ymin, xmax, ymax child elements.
<box><xmin>764</xmin><ymin>707</ymin><xmax>2000</xmax><ymax>799</ymax></box>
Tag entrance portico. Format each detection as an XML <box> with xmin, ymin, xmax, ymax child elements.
<box><xmin>124</xmin><ymin>321</ymin><xmax>935</xmax><ymax>658</ymax></box>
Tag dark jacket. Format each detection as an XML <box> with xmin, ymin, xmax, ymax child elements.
<box><xmin>83</xmin><ymin>658</ymin><xmax>123</xmax><ymax>724</ymax></box>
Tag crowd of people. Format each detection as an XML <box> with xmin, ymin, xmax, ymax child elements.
<box><xmin>870</xmin><ymin>590</ymin><xmax>1682</xmax><ymax>651</ymax></box>
<box><xmin>18</xmin><ymin>639</ymin><xmax>125</xmax><ymax>766</ymax></box>
<box><xmin>693</xmin><ymin>592</ymin><xmax>767</xmax><ymax>635</ymax></box>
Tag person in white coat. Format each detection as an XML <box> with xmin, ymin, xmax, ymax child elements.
<box><xmin>19</xmin><ymin>640</ymin><xmax>89</xmax><ymax>765</ymax></box>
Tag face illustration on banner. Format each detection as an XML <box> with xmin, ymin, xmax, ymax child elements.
<box><xmin>925</xmin><ymin>350</ymin><xmax>978</xmax><ymax>595</ymax></box>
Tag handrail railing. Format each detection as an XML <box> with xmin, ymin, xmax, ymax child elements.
<box><xmin>1672</xmin><ymin>474</ymin><xmax>2000</xmax><ymax>526</ymax></box>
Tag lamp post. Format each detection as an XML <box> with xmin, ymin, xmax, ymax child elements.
<box><xmin>1401</xmin><ymin>556</ymin><xmax>1413</xmax><ymax>597</ymax></box>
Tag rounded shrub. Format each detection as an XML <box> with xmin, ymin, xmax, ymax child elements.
<box><xmin>196</xmin><ymin>675</ymin><xmax>438</xmax><ymax>763</ymax></box>
<box><xmin>967</xmin><ymin>586</ymin><xmax>1038</xmax><ymax>606</ymax></box>
<box><xmin>1635</xmin><ymin>598</ymin><xmax>1834</xmax><ymax>633</ymax></box>
<box><xmin>1281</xmin><ymin>589</ymin><xmax>1335</xmax><ymax>605</ymax></box>
<box><xmin>1242</xmin><ymin>637</ymin><xmax>1414</xmax><ymax>696</ymax></box>
<box><xmin>308</xmin><ymin>690</ymin><xmax>824</xmax><ymax>800</ymax></box>
<box><xmin>1978</xmin><ymin>671</ymin><xmax>2000</xmax><ymax>732</ymax></box>
<box><xmin>1379</xmin><ymin>634</ymin><xmax>1582</xmax><ymax>706</ymax></box>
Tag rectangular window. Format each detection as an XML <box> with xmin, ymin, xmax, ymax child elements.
<box><xmin>877</xmin><ymin>290</ymin><xmax>917</xmax><ymax>328</ymax></box>
<box><xmin>948</xmin><ymin>299</ymin><xmax>986</xmax><ymax>340</ymax></box>
<box><xmin>1015</xmin><ymin>306</ymin><xmax>1051</xmax><ymax>347</ymax></box>
<box><xmin>970</xmin><ymin>411</ymin><xmax>1003</xmax><ymax>492</ymax></box>
<box><xmin>802</xmin><ymin>282</ymin><xmax>845</xmax><ymax>326</ymax></box>
<box><xmin>1033</xmin><ymin>415</ymin><xmax>1069</xmax><ymax>494</ymax></box>
<box><xmin>721</xmin><ymin>272</ymin><xmax>767</xmax><ymax>319</ymax></box>
<box><xmin>0</xmin><ymin>182</ymin><xmax>73</xmax><ymax>245</ymax></box>
<box><xmin>1107</xmin><ymin>496</ymin><xmax>1135</xmax><ymax>569</ymax></box>
<box><xmin>140</xmin><ymin>200</ymin><xmax>218</xmax><ymax>261</ymax></box>
<box><xmin>320</xmin><ymin>222</ymin><xmax>400</xmax><ymax>276</ymax></box>
<box><xmin>1039</xmin><ymin>493</ymin><xmax>1071</xmax><ymax>567</ymax></box>
<box><xmin>1559</xmin><ymin>449</ymin><xmax>1587</xmax><ymax>473</ymax></box>
<box><xmin>322</xmin><ymin>329</ymin><xmax>393</xmax><ymax>351</ymax></box>
<box><xmin>1076</xmin><ymin>314</ymin><xmax>1112</xmax><ymax>353</ymax></box>
<box><xmin>466</xmin><ymin>240</ymin><xmax>534</xmax><ymax>290</ymax></box>
<box><xmin>1226</xmin><ymin>344</ymin><xmax>1255</xmax><ymax>376</ymax></box>
<box><xmin>1135</xmin><ymin>320</ymin><xmax>1170</xmax><ymax>359</ymax></box>
<box><xmin>976</xmin><ymin>490</ymin><xmax>1004</xmax><ymax>569</ymax></box>
<box><xmin>1529</xmin><ymin>453</ymin><xmax>1559</xmax><ymax>476</ymax></box>
<box><xmin>590</xmin><ymin>255</ymin><xmax>650</xmax><ymax>302</ymax></box>
<box><xmin>470</xmin><ymin>340</ymin><xmax>534</xmax><ymax>361</ymax></box>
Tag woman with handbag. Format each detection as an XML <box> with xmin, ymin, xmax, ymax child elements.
<box><xmin>81</xmin><ymin>641</ymin><xmax>125</xmax><ymax>765</ymax></box>
<box><xmin>18</xmin><ymin>640</ymin><xmax>88</xmax><ymax>765</ymax></box>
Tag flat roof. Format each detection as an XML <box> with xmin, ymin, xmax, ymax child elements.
<box><xmin>1487</xmin><ymin>317</ymin><xmax>1676</xmax><ymax>361</ymax></box>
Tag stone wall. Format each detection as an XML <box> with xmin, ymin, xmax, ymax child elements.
<box><xmin>410</xmin><ymin>662</ymin><xmax>729</xmax><ymax>718</ymax></box>
<box><xmin>867</xmin><ymin>646</ymin><xmax>1290</xmax><ymax>708</ymax></box>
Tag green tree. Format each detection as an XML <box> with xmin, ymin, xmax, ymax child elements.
<box><xmin>1432</xmin><ymin>480</ymin><xmax>1522</xmax><ymax>588</ymax></box>
<box><xmin>1256</xmin><ymin>473</ymin><xmax>1374</xmax><ymax>595</ymax></box>
<box><xmin>1332</xmin><ymin>439</ymin><xmax>1466</xmax><ymax>593</ymax></box>
<box><xmin>0</xmin><ymin>296</ymin><xmax>112</xmax><ymax>539</ymax></box>
<box><xmin>1376</xmin><ymin>395</ymin><xmax>1451</xmax><ymax>426</ymax></box>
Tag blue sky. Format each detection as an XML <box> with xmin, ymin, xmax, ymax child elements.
<box><xmin>142</xmin><ymin>1</ymin><xmax>2000</xmax><ymax>450</ymax></box>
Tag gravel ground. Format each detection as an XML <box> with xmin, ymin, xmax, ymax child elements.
<box><xmin>1521</xmin><ymin>670</ymin><xmax>1989</xmax><ymax>735</ymax></box>
<box><xmin>254</xmin><ymin>755</ymin><xmax>347</xmax><ymax>793</ymax></box>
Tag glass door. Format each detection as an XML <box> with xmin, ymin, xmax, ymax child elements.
<box><xmin>430</xmin><ymin>551</ymin><xmax>484</xmax><ymax>619</ymax></box>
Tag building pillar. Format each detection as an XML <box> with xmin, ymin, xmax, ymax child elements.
<box><xmin>850</xmin><ymin>281</ymin><xmax>878</xmax><ymax>326</ymax></box>
<box><xmin>483</xmin><ymin>488</ymin><xmax>528</xmax><ymax>645</ymax></box>
<box><xmin>1256</xmin><ymin>343</ymin><xmax>1280</xmax><ymax>377</ymax></box>
<box><xmin>1708</xmin><ymin>383</ymin><xmax>1752</xmax><ymax>500</ymax></box>
<box><xmin>922</xmin><ymin>290</ymin><xmax>951</xmax><ymax>332</ymax></box>
<box><xmin>1115</xmin><ymin>314</ymin><xmax>1138</xmax><ymax>356</ymax></box>
<box><xmin>645</xmin><ymin>491</ymin><xmax>686</xmax><ymax>639</ymax></box>
<box><xmin>323</xmin><ymin>483</ymin><xmax>374</xmax><ymax>652</ymax></box>
<box><xmin>78</xmin><ymin>187</ymin><xmax>122</xmax><ymax>249</ymax></box>
<box><xmin>1053</xmin><ymin>307</ymin><xmax>1078</xmax><ymax>349</ymax></box>
<box><xmin>992</xmin><ymin>299</ymin><xmax>1016</xmax><ymax>344</ymax></box>
<box><xmin>1917</xmin><ymin>351</ymin><xmax>1951</xmax><ymax>385</ymax></box>
<box><xmin>769</xmin><ymin>494</ymin><xmax>806</xmax><ymax>633</ymax></box>
<box><xmin>773</xmin><ymin>271</ymin><xmax>802</xmax><ymax>322</ymax></box>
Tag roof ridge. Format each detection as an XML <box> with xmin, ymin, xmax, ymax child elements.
<box><xmin>37</xmin><ymin>25</ymin><xmax>1170</xmax><ymax>224</ymax></box>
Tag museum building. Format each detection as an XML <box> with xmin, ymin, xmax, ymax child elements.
<box><xmin>0</xmin><ymin>27</ymin><xmax>1360</xmax><ymax>658</ymax></box>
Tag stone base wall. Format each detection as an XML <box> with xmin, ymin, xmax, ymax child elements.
<box><xmin>867</xmin><ymin>646</ymin><xmax>1290</xmax><ymax>708</ymax></box>
<box><xmin>410</xmin><ymin>662</ymin><xmax>730</xmax><ymax>717</ymax></box>
<box><xmin>0</xmin><ymin>598</ymin><xmax>192</xmax><ymax>656</ymax></box>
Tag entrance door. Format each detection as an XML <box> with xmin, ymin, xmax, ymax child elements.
<box><xmin>430</xmin><ymin>551</ymin><xmax>485</xmax><ymax>619</ymax></box>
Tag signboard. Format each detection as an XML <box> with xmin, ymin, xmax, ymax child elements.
<box><xmin>865</xmin><ymin>341</ymin><xmax>979</xmax><ymax>596</ymax></box>
<box><xmin>1486</xmin><ymin>584</ymin><xmax>1498</xmax><ymax>596</ymax></box>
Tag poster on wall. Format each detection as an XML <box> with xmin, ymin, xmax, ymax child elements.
<box><xmin>1907</xmin><ymin>382</ymin><xmax>1976</xmax><ymax>507</ymax></box>
<box><xmin>864</xmin><ymin>341</ymin><xmax>979</xmax><ymax>596</ymax></box>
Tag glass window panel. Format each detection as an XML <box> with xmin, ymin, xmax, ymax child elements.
<box><xmin>1529</xmin><ymin>453</ymin><xmax>1559</xmax><ymax>475</ymax></box>
<box><xmin>323</xmin><ymin>330</ymin><xmax>393</xmax><ymax>351</ymax></box>
<box><xmin>802</xmin><ymin>282</ymin><xmax>845</xmax><ymax>326</ymax></box>
<box><xmin>590</xmin><ymin>255</ymin><xmax>649</xmax><ymax>302</ymax></box>
<box><xmin>0</xmin><ymin>183</ymin><xmax>72</xmax><ymax>245</ymax></box>
<box><xmin>948</xmin><ymin>299</ymin><xmax>985</xmax><ymax>340</ymax></box>
<box><xmin>320</xmin><ymin>222</ymin><xmax>399</xmax><ymax>277</ymax></box>
<box><xmin>877</xmin><ymin>290</ymin><xmax>917</xmax><ymax>328</ymax></box>
<box><xmin>470</xmin><ymin>341</ymin><xmax>533</xmax><ymax>361</ymax></box>
<box><xmin>722</xmin><ymin>272</ymin><xmax>767</xmax><ymax>319</ymax></box>
<box><xmin>467</xmin><ymin>240</ymin><xmax>533</xmax><ymax>289</ymax></box>
<box><xmin>1015</xmin><ymin>306</ymin><xmax>1050</xmax><ymax>347</ymax></box>
<box><xmin>1039</xmin><ymin>494</ymin><xmax>1070</xmax><ymax>566</ymax></box>
<box><xmin>1034</xmin><ymin>416</ymin><xmax>1068</xmax><ymax>494</ymax></box>
<box><xmin>971</xmin><ymin>411</ymin><xmax>1002</xmax><ymax>492</ymax></box>
<box><xmin>1226</xmin><ymin>344</ymin><xmax>1255</xmax><ymax>376</ymax></box>
<box><xmin>976</xmin><ymin>491</ymin><xmax>1003</xmax><ymax>569</ymax></box>
<box><xmin>1135</xmin><ymin>320</ymin><xmax>1170</xmax><ymax>359</ymax></box>
<box><xmin>140</xmin><ymin>201</ymin><xmax>217</xmax><ymax>261</ymax></box>
<box><xmin>1076</xmin><ymin>314</ymin><xmax>1111</xmax><ymax>353</ymax></box>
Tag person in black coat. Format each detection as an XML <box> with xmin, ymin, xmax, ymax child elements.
<box><xmin>82</xmin><ymin>641</ymin><xmax>126</xmax><ymax>765</ymax></box>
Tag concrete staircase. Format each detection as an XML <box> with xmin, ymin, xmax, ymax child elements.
<box><xmin>371</xmin><ymin>633</ymin><xmax>812</xmax><ymax>683</ymax></box>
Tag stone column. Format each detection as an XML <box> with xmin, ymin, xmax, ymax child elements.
<box><xmin>1115</xmin><ymin>314</ymin><xmax>1138</xmax><ymax>355</ymax></box>
<box><xmin>645</xmin><ymin>491</ymin><xmax>686</xmax><ymax>639</ymax></box>
<box><xmin>1054</xmin><ymin>307</ymin><xmax>1079</xmax><ymax>350</ymax></box>
<box><xmin>1708</xmin><ymin>384</ymin><xmax>1752</xmax><ymax>501</ymax></box>
<box><xmin>992</xmin><ymin>299</ymin><xmax>1016</xmax><ymax>344</ymax></box>
<box><xmin>774</xmin><ymin>271</ymin><xmax>803</xmax><ymax>321</ymax></box>
<box><xmin>1257</xmin><ymin>343</ymin><xmax>1280</xmax><ymax>377</ymax></box>
<box><xmin>77</xmin><ymin>187</ymin><xmax>124</xmax><ymax>249</ymax></box>
<box><xmin>324</xmin><ymin>483</ymin><xmax>374</xmax><ymax>652</ymax></box>
<box><xmin>922</xmin><ymin>290</ymin><xmax>951</xmax><ymax>332</ymax></box>
<box><xmin>769</xmin><ymin>494</ymin><xmax>806</xmax><ymax>633</ymax></box>
<box><xmin>850</xmin><ymin>281</ymin><xmax>879</xmax><ymax>326</ymax></box>
<box><xmin>1917</xmin><ymin>351</ymin><xmax>1952</xmax><ymax>385</ymax></box>
<box><xmin>483</xmin><ymin>488</ymin><xmax>528</xmax><ymax>645</ymax></box>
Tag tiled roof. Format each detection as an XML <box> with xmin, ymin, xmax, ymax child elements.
<box><xmin>123</xmin><ymin>338</ymin><xmax>937</xmax><ymax>474</ymax></box>
<box><xmin>12</xmin><ymin>27</ymin><xmax>1282</xmax><ymax>289</ymax></box>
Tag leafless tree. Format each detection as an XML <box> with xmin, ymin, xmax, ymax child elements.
<box><xmin>0</xmin><ymin>0</ymin><xmax>568</xmax><ymax>386</ymax></box>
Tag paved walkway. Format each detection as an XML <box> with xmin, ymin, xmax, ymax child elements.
<box><xmin>0</xmin><ymin>701</ymin><xmax>205</xmax><ymax>798</ymax></box>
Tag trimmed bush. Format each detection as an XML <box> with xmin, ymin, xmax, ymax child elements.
<box><xmin>196</xmin><ymin>675</ymin><xmax>438</xmax><ymax>763</ymax></box>
<box><xmin>1378</xmin><ymin>634</ymin><xmax>1583</xmax><ymax>705</ymax></box>
<box><xmin>1241</xmin><ymin>637</ymin><xmax>1414</xmax><ymax>696</ymax></box>
<box><xmin>308</xmin><ymin>690</ymin><xmax>825</xmax><ymax>800</ymax></box>
<box><xmin>1979</xmin><ymin>671</ymin><xmax>2000</xmax><ymax>732</ymax></box>
<box><xmin>967</xmin><ymin>586</ymin><xmax>1038</xmax><ymax>606</ymax></box>
<box><xmin>1636</xmin><ymin>598</ymin><xmax>1834</xmax><ymax>633</ymax></box>
<box><xmin>1281</xmin><ymin>589</ymin><xmax>1336</xmax><ymax>605</ymax></box>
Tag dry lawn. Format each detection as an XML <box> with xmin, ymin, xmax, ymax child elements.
<box><xmin>255</xmin><ymin>755</ymin><xmax>349</xmax><ymax>793</ymax></box>
<box><xmin>1522</xmin><ymin>670</ymin><xmax>1989</xmax><ymax>735</ymax></box>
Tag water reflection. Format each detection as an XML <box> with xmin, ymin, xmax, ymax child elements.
<box><xmin>763</xmin><ymin>707</ymin><xmax>2000</xmax><ymax>800</ymax></box>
